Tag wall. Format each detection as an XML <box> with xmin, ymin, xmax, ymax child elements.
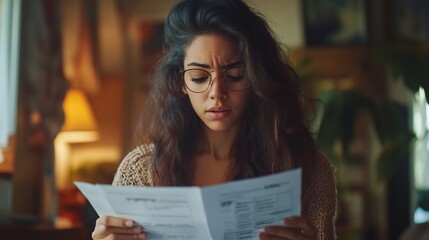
<box><xmin>0</xmin><ymin>178</ymin><xmax>12</xmax><ymax>216</ymax></box>
<box><xmin>245</xmin><ymin>0</ymin><xmax>304</xmax><ymax>48</ymax></box>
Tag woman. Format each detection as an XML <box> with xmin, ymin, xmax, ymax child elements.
<box><xmin>92</xmin><ymin>0</ymin><xmax>336</xmax><ymax>239</ymax></box>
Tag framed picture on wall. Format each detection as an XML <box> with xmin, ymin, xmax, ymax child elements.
<box><xmin>303</xmin><ymin>0</ymin><xmax>367</xmax><ymax>46</ymax></box>
<box><xmin>395</xmin><ymin>0</ymin><xmax>429</xmax><ymax>42</ymax></box>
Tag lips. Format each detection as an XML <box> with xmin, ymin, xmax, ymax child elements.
<box><xmin>208</xmin><ymin>106</ymin><xmax>230</xmax><ymax>112</ymax></box>
<box><xmin>206</xmin><ymin>106</ymin><xmax>231</xmax><ymax>119</ymax></box>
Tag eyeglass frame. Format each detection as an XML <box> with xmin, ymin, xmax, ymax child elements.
<box><xmin>181</xmin><ymin>66</ymin><xmax>250</xmax><ymax>93</ymax></box>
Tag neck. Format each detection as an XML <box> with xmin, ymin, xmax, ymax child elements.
<box><xmin>197</xmin><ymin>125</ymin><xmax>240</xmax><ymax>161</ymax></box>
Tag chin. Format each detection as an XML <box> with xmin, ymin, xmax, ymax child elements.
<box><xmin>204</xmin><ymin>121</ymin><xmax>239</xmax><ymax>133</ymax></box>
<box><xmin>206</xmin><ymin>125</ymin><xmax>230</xmax><ymax>132</ymax></box>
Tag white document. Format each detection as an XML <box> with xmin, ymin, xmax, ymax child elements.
<box><xmin>75</xmin><ymin>168</ymin><xmax>301</xmax><ymax>240</ymax></box>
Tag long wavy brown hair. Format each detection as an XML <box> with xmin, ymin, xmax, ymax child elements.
<box><xmin>136</xmin><ymin>0</ymin><xmax>318</xmax><ymax>186</ymax></box>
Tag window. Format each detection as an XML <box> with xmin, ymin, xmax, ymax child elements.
<box><xmin>413</xmin><ymin>87</ymin><xmax>429</xmax><ymax>223</ymax></box>
<box><xmin>0</xmin><ymin>0</ymin><xmax>21</xmax><ymax>162</ymax></box>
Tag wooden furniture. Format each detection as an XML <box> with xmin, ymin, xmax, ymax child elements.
<box><xmin>0</xmin><ymin>222</ymin><xmax>87</xmax><ymax>240</ymax></box>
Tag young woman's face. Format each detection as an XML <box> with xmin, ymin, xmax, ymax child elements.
<box><xmin>183</xmin><ymin>34</ymin><xmax>250</xmax><ymax>133</ymax></box>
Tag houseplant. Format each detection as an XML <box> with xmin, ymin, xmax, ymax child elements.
<box><xmin>299</xmin><ymin>45</ymin><xmax>429</xmax><ymax>181</ymax></box>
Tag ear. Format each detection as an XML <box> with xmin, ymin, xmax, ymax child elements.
<box><xmin>182</xmin><ymin>85</ymin><xmax>188</xmax><ymax>94</ymax></box>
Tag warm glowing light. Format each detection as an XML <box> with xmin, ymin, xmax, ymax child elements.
<box><xmin>55</xmin><ymin>89</ymin><xmax>99</xmax><ymax>190</ymax></box>
<box><xmin>62</xmin><ymin>89</ymin><xmax>98</xmax><ymax>132</ymax></box>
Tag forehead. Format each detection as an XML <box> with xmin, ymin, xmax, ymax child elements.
<box><xmin>184</xmin><ymin>34</ymin><xmax>240</xmax><ymax>66</ymax></box>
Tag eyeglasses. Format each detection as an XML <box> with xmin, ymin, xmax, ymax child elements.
<box><xmin>182</xmin><ymin>66</ymin><xmax>249</xmax><ymax>93</ymax></box>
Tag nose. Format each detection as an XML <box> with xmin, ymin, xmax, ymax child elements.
<box><xmin>209</xmin><ymin>74</ymin><xmax>228</xmax><ymax>100</ymax></box>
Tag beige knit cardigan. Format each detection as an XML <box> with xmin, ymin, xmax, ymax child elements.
<box><xmin>113</xmin><ymin>144</ymin><xmax>337</xmax><ymax>240</ymax></box>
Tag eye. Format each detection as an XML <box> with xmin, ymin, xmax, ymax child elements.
<box><xmin>185</xmin><ymin>69</ymin><xmax>210</xmax><ymax>84</ymax></box>
<box><xmin>225</xmin><ymin>75</ymin><xmax>243</xmax><ymax>82</ymax></box>
<box><xmin>191</xmin><ymin>76</ymin><xmax>209</xmax><ymax>84</ymax></box>
<box><xmin>224</xmin><ymin>67</ymin><xmax>244</xmax><ymax>82</ymax></box>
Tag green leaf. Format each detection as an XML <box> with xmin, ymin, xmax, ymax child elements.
<box><xmin>377</xmin><ymin>101</ymin><xmax>409</xmax><ymax>139</ymax></box>
<box><xmin>317</xmin><ymin>90</ymin><xmax>379</xmax><ymax>164</ymax></box>
<box><xmin>295</xmin><ymin>57</ymin><xmax>320</xmax><ymax>86</ymax></box>
<box><xmin>376</xmin><ymin>132</ymin><xmax>415</xmax><ymax>182</ymax></box>
<box><xmin>370</xmin><ymin>46</ymin><xmax>429</xmax><ymax>96</ymax></box>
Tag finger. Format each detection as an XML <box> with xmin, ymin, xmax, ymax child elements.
<box><xmin>92</xmin><ymin>227</ymin><xmax>146</xmax><ymax>240</ymax></box>
<box><xmin>104</xmin><ymin>226</ymin><xmax>145</xmax><ymax>235</ymax></box>
<box><xmin>93</xmin><ymin>217</ymin><xmax>145</xmax><ymax>239</ymax></box>
<box><xmin>97</xmin><ymin>216</ymin><xmax>136</xmax><ymax>228</ymax></box>
<box><xmin>104</xmin><ymin>233</ymin><xmax>147</xmax><ymax>240</ymax></box>
<box><xmin>283</xmin><ymin>217</ymin><xmax>317</xmax><ymax>237</ymax></box>
<box><xmin>262</xmin><ymin>226</ymin><xmax>302</xmax><ymax>239</ymax></box>
<box><xmin>92</xmin><ymin>222</ymin><xmax>110</xmax><ymax>239</ymax></box>
<box><xmin>259</xmin><ymin>231</ymin><xmax>286</xmax><ymax>240</ymax></box>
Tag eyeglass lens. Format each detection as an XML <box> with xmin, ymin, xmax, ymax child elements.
<box><xmin>183</xmin><ymin>67</ymin><xmax>248</xmax><ymax>93</ymax></box>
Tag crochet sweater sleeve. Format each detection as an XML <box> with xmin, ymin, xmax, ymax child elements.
<box><xmin>112</xmin><ymin>145</ymin><xmax>153</xmax><ymax>186</ymax></box>
<box><xmin>302</xmin><ymin>154</ymin><xmax>337</xmax><ymax>240</ymax></box>
<box><xmin>113</xmin><ymin>145</ymin><xmax>337</xmax><ymax>239</ymax></box>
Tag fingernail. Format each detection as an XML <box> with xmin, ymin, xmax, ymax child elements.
<box><xmin>125</xmin><ymin>220</ymin><xmax>134</xmax><ymax>227</ymax></box>
<box><xmin>138</xmin><ymin>233</ymin><xmax>146</xmax><ymax>239</ymax></box>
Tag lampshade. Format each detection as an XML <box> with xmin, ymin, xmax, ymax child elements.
<box><xmin>62</xmin><ymin>89</ymin><xmax>97</xmax><ymax>132</ymax></box>
<box><xmin>55</xmin><ymin>89</ymin><xmax>98</xmax><ymax>189</ymax></box>
<box><xmin>60</xmin><ymin>89</ymin><xmax>98</xmax><ymax>143</ymax></box>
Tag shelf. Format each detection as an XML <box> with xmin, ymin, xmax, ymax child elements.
<box><xmin>289</xmin><ymin>46</ymin><xmax>369</xmax><ymax>79</ymax></box>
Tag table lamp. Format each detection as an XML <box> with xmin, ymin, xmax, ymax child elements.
<box><xmin>54</xmin><ymin>89</ymin><xmax>98</xmax><ymax>190</ymax></box>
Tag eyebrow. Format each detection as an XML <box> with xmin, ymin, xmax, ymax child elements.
<box><xmin>186</xmin><ymin>61</ymin><xmax>243</xmax><ymax>69</ymax></box>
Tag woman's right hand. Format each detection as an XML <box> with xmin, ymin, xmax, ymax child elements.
<box><xmin>92</xmin><ymin>216</ymin><xmax>146</xmax><ymax>240</ymax></box>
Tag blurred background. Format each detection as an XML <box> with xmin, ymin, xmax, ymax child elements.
<box><xmin>0</xmin><ymin>0</ymin><xmax>428</xmax><ymax>239</ymax></box>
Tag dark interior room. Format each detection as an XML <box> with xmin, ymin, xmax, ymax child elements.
<box><xmin>1</xmin><ymin>0</ymin><xmax>429</xmax><ymax>239</ymax></box>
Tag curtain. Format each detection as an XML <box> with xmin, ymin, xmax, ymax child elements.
<box><xmin>61</xmin><ymin>0</ymin><xmax>100</xmax><ymax>94</ymax></box>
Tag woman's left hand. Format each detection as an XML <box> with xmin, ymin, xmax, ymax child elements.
<box><xmin>259</xmin><ymin>216</ymin><xmax>317</xmax><ymax>240</ymax></box>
